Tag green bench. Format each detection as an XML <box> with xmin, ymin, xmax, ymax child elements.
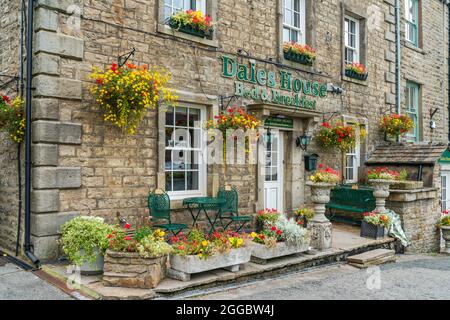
<box><xmin>325</xmin><ymin>185</ymin><xmax>376</xmax><ymax>226</ymax></box>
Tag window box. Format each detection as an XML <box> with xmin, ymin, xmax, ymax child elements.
<box><xmin>360</xmin><ymin>221</ymin><xmax>385</xmax><ymax>240</ymax></box>
<box><xmin>168</xmin><ymin>18</ymin><xmax>213</xmax><ymax>40</ymax></box>
<box><xmin>345</xmin><ymin>69</ymin><xmax>368</xmax><ymax>81</ymax></box>
<box><xmin>283</xmin><ymin>50</ymin><xmax>314</xmax><ymax>66</ymax></box>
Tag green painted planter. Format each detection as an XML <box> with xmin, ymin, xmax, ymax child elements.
<box><xmin>168</xmin><ymin>19</ymin><xmax>213</xmax><ymax>39</ymax></box>
<box><xmin>345</xmin><ymin>69</ymin><xmax>368</xmax><ymax>81</ymax></box>
<box><xmin>283</xmin><ymin>50</ymin><xmax>314</xmax><ymax>66</ymax></box>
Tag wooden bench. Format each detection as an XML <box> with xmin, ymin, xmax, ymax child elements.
<box><xmin>325</xmin><ymin>185</ymin><xmax>376</xmax><ymax>225</ymax></box>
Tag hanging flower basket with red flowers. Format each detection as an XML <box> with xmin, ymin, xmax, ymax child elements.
<box><xmin>0</xmin><ymin>94</ymin><xmax>25</xmax><ymax>143</ymax></box>
<box><xmin>345</xmin><ymin>63</ymin><xmax>369</xmax><ymax>81</ymax></box>
<box><xmin>317</xmin><ymin>122</ymin><xmax>358</xmax><ymax>152</ymax></box>
<box><xmin>380</xmin><ymin>114</ymin><xmax>414</xmax><ymax>138</ymax></box>
<box><xmin>168</xmin><ymin>10</ymin><xmax>214</xmax><ymax>39</ymax></box>
<box><xmin>283</xmin><ymin>42</ymin><xmax>317</xmax><ymax>66</ymax></box>
<box><xmin>90</xmin><ymin>62</ymin><xmax>177</xmax><ymax>134</ymax></box>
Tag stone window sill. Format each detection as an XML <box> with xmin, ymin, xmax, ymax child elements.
<box><xmin>403</xmin><ymin>40</ymin><xmax>425</xmax><ymax>55</ymax></box>
<box><xmin>342</xmin><ymin>75</ymin><xmax>368</xmax><ymax>86</ymax></box>
<box><xmin>157</xmin><ymin>24</ymin><xmax>218</xmax><ymax>48</ymax></box>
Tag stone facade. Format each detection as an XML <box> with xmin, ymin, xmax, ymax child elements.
<box><xmin>0</xmin><ymin>0</ymin><xmax>449</xmax><ymax>259</ymax></box>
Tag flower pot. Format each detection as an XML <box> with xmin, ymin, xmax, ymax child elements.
<box><xmin>345</xmin><ymin>69</ymin><xmax>368</xmax><ymax>81</ymax></box>
<box><xmin>360</xmin><ymin>221</ymin><xmax>385</xmax><ymax>239</ymax></box>
<box><xmin>79</xmin><ymin>248</ymin><xmax>104</xmax><ymax>275</ymax></box>
<box><xmin>103</xmin><ymin>250</ymin><xmax>167</xmax><ymax>289</ymax></box>
<box><xmin>441</xmin><ymin>226</ymin><xmax>450</xmax><ymax>254</ymax></box>
<box><xmin>251</xmin><ymin>242</ymin><xmax>310</xmax><ymax>264</ymax></box>
<box><xmin>369</xmin><ymin>179</ymin><xmax>397</xmax><ymax>213</ymax></box>
<box><xmin>168</xmin><ymin>19</ymin><xmax>213</xmax><ymax>39</ymax></box>
<box><xmin>283</xmin><ymin>50</ymin><xmax>314</xmax><ymax>66</ymax></box>
<box><xmin>168</xmin><ymin>247</ymin><xmax>251</xmax><ymax>282</ymax></box>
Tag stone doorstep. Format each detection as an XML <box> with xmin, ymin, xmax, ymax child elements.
<box><xmin>348</xmin><ymin>255</ymin><xmax>397</xmax><ymax>269</ymax></box>
<box><xmin>347</xmin><ymin>249</ymin><xmax>395</xmax><ymax>264</ymax></box>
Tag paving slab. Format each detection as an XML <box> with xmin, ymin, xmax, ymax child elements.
<box><xmin>348</xmin><ymin>255</ymin><xmax>396</xmax><ymax>269</ymax></box>
<box><xmin>347</xmin><ymin>249</ymin><xmax>395</xmax><ymax>264</ymax></box>
<box><xmin>88</xmin><ymin>281</ymin><xmax>155</xmax><ymax>300</ymax></box>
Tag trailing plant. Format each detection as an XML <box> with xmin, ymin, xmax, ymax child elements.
<box><xmin>283</xmin><ymin>42</ymin><xmax>317</xmax><ymax>64</ymax></box>
<box><xmin>0</xmin><ymin>95</ymin><xmax>25</xmax><ymax>143</ymax></box>
<box><xmin>368</xmin><ymin>167</ymin><xmax>406</xmax><ymax>181</ymax></box>
<box><xmin>363</xmin><ymin>212</ymin><xmax>391</xmax><ymax>227</ymax></box>
<box><xmin>90</xmin><ymin>62</ymin><xmax>177</xmax><ymax>134</ymax></box>
<box><xmin>317</xmin><ymin>122</ymin><xmax>358</xmax><ymax>152</ymax></box>
<box><xmin>309</xmin><ymin>164</ymin><xmax>341</xmax><ymax>184</ymax></box>
<box><xmin>345</xmin><ymin>62</ymin><xmax>368</xmax><ymax>75</ymax></box>
<box><xmin>169</xmin><ymin>9</ymin><xmax>213</xmax><ymax>33</ymax></box>
<box><xmin>439</xmin><ymin>210</ymin><xmax>450</xmax><ymax>227</ymax></box>
<box><xmin>380</xmin><ymin>114</ymin><xmax>414</xmax><ymax>138</ymax></box>
<box><xmin>60</xmin><ymin>216</ymin><xmax>115</xmax><ymax>266</ymax></box>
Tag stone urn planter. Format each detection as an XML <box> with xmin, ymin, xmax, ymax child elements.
<box><xmin>79</xmin><ymin>248</ymin><xmax>104</xmax><ymax>275</ymax></box>
<box><xmin>102</xmin><ymin>250</ymin><xmax>167</xmax><ymax>289</ymax></box>
<box><xmin>306</xmin><ymin>182</ymin><xmax>336</xmax><ymax>251</ymax></box>
<box><xmin>251</xmin><ymin>242</ymin><xmax>310</xmax><ymax>264</ymax></box>
<box><xmin>441</xmin><ymin>226</ymin><xmax>450</xmax><ymax>254</ymax></box>
<box><xmin>368</xmin><ymin>179</ymin><xmax>397</xmax><ymax>213</ymax></box>
<box><xmin>168</xmin><ymin>247</ymin><xmax>252</xmax><ymax>282</ymax></box>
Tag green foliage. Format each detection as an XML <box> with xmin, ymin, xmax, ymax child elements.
<box><xmin>0</xmin><ymin>95</ymin><xmax>25</xmax><ymax>144</ymax></box>
<box><xmin>136</xmin><ymin>235</ymin><xmax>173</xmax><ymax>259</ymax></box>
<box><xmin>60</xmin><ymin>216</ymin><xmax>114</xmax><ymax>266</ymax></box>
<box><xmin>133</xmin><ymin>226</ymin><xmax>154</xmax><ymax>242</ymax></box>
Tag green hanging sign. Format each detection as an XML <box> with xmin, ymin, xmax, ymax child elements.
<box><xmin>439</xmin><ymin>149</ymin><xmax>450</xmax><ymax>164</ymax></box>
<box><xmin>264</xmin><ymin>117</ymin><xmax>294</xmax><ymax>129</ymax></box>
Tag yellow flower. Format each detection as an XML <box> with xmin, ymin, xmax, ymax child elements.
<box><xmin>201</xmin><ymin>240</ymin><xmax>209</xmax><ymax>247</ymax></box>
<box><xmin>250</xmin><ymin>232</ymin><xmax>258</xmax><ymax>238</ymax></box>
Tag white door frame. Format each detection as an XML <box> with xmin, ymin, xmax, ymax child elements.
<box><xmin>441</xmin><ymin>170</ymin><xmax>450</xmax><ymax>211</ymax></box>
<box><xmin>263</xmin><ymin>131</ymin><xmax>284</xmax><ymax>213</ymax></box>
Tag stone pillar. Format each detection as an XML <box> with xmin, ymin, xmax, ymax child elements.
<box><xmin>386</xmin><ymin>188</ymin><xmax>441</xmax><ymax>253</ymax></box>
<box><xmin>306</xmin><ymin>182</ymin><xmax>335</xmax><ymax>251</ymax></box>
<box><xmin>30</xmin><ymin>0</ymin><xmax>85</xmax><ymax>260</ymax></box>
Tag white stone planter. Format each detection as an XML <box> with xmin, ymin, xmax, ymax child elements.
<box><xmin>306</xmin><ymin>182</ymin><xmax>336</xmax><ymax>251</ymax></box>
<box><xmin>79</xmin><ymin>248</ymin><xmax>104</xmax><ymax>275</ymax></box>
<box><xmin>251</xmin><ymin>242</ymin><xmax>310</xmax><ymax>264</ymax></box>
<box><xmin>441</xmin><ymin>226</ymin><xmax>450</xmax><ymax>254</ymax></box>
<box><xmin>168</xmin><ymin>247</ymin><xmax>252</xmax><ymax>281</ymax></box>
<box><xmin>369</xmin><ymin>179</ymin><xmax>397</xmax><ymax>213</ymax></box>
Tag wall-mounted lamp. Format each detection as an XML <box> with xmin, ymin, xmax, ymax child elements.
<box><xmin>296</xmin><ymin>134</ymin><xmax>312</xmax><ymax>151</ymax></box>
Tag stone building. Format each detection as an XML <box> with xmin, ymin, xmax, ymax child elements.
<box><xmin>0</xmin><ymin>0</ymin><xmax>449</xmax><ymax>260</ymax></box>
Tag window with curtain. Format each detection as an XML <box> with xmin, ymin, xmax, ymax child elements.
<box><xmin>405</xmin><ymin>81</ymin><xmax>420</xmax><ymax>142</ymax></box>
<box><xmin>164</xmin><ymin>0</ymin><xmax>206</xmax><ymax>19</ymax></box>
<box><xmin>344</xmin><ymin>16</ymin><xmax>360</xmax><ymax>65</ymax></box>
<box><xmin>405</xmin><ymin>0</ymin><xmax>419</xmax><ymax>46</ymax></box>
<box><xmin>164</xmin><ymin>105</ymin><xmax>206</xmax><ymax>197</ymax></box>
<box><xmin>283</xmin><ymin>0</ymin><xmax>306</xmax><ymax>44</ymax></box>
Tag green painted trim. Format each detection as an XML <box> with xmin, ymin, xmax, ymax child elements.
<box><xmin>264</xmin><ymin>117</ymin><xmax>294</xmax><ymax>129</ymax></box>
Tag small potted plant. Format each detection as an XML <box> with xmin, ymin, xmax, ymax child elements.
<box><xmin>439</xmin><ymin>210</ymin><xmax>450</xmax><ymax>254</ymax></box>
<box><xmin>380</xmin><ymin>114</ymin><xmax>415</xmax><ymax>141</ymax></box>
<box><xmin>283</xmin><ymin>42</ymin><xmax>317</xmax><ymax>66</ymax></box>
<box><xmin>255</xmin><ymin>208</ymin><xmax>280</xmax><ymax>232</ymax></box>
<box><xmin>250</xmin><ymin>215</ymin><xmax>310</xmax><ymax>264</ymax></box>
<box><xmin>294</xmin><ymin>208</ymin><xmax>315</xmax><ymax>229</ymax></box>
<box><xmin>103</xmin><ymin>225</ymin><xmax>173</xmax><ymax>289</ymax></box>
<box><xmin>60</xmin><ymin>216</ymin><xmax>115</xmax><ymax>275</ymax></box>
<box><xmin>168</xmin><ymin>229</ymin><xmax>251</xmax><ymax>281</ymax></box>
<box><xmin>361</xmin><ymin>212</ymin><xmax>391</xmax><ymax>240</ymax></box>
<box><xmin>168</xmin><ymin>9</ymin><xmax>214</xmax><ymax>39</ymax></box>
<box><xmin>345</xmin><ymin>62</ymin><xmax>368</xmax><ymax>81</ymax></box>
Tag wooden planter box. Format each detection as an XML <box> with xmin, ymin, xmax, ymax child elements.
<box><xmin>168</xmin><ymin>247</ymin><xmax>252</xmax><ymax>282</ymax></box>
<box><xmin>168</xmin><ymin>19</ymin><xmax>213</xmax><ymax>39</ymax></box>
<box><xmin>103</xmin><ymin>250</ymin><xmax>167</xmax><ymax>289</ymax></box>
<box><xmin>360</xmin><ymin>221</ymin><xmax>385</xmax><ymax>240</ymax></box>
<box><xmin>283</xmin><ymin>50</ymin><xmax>314</xmax><ymax>66</ymax></box>
<box><xmin>345</xmin><ymin>69</ymin><xmax>368</xmax><ymax>81</ymax></box>
<box><xmin>251</xmin><ymin>242</ymin><xmax>310</xmax><ymax>264</ymax></box>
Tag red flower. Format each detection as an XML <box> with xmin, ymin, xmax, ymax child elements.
<box><xmin>107</xmin><ymin>234</ymin><xmax>114</xmax><ymax>239</ymax></box>
<box><xmin>271</xmin><ymin>226</ymin><xmax>277</xmax><ymax>231</ymax></box>
<box><xmin>96</xmin><ymin>78</ymin><xmax>103</xmax><ymax>85</ymax></box>
<box><xmin>276</xmin><ymin>230</ymin><xmax>283</xmax><ymax>236</ymax></box>
<box><xmin>124</xmin><ymin>223</ymin><xmax>132</xmax><ymax>230</ymax></box>
<box><xmin>124</xmin><ymin>236</ymin><xmax>132</xmax><ymax>241</ymax></box>
<box><xmin>2</xmin><ymin>95</ymin><xmax>10</xmax><ymax>103</ymax></box>
<box><xmin>110</xmin><ymin>63</ymin><xmax>118</xmax><ymax>73</ymax></box>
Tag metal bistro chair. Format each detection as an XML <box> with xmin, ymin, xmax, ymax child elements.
<box><xmin>148</xmin><ymin>189</ymin><xmax>187</xmax><ymax>236</ymax></box>
<box><xmin>217</xmin><ymin>186</ymin><xmax>252</xmax><ymax>232</ymax></box>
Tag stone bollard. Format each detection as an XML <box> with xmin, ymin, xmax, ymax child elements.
<box><xmin>306</xmin><ymin>182</ymin><xmax>336</xmax><ymax>251</ymax></box>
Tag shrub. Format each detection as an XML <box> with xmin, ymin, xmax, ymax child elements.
<box><xmin>0</xmin><ymin>95</ymin><xmax>25</xmax><ymax>143</ymax></box>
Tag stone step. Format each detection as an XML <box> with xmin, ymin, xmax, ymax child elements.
<box><xmin>348</xmin><ymin>255</ymin><xmax>397</xmax><ymax>269</ymax></box>
<box><xmin>347</xmin><ymin>249</ymin><xmax>395</xmax><ymax>264</ymax></box>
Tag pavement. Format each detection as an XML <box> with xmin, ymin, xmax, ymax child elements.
<box><xmin>0</xmin><ymin>256</ymin><xmax>72</xmax><ymax>300</ymax></box>
<box><xmin>190</xmin><ymin>254</ymin><xmax>450</xmax><ymax>300</ymax></box>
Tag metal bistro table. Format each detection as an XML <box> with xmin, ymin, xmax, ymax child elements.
<box><xmin>183</xmin><ymin>197</ymin><xmax>226</xmax><ymax>233</ymax></box>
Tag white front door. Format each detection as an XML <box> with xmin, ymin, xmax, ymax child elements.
<box><xmin>442</xmin><ymin>171</ymin><xmax>450</xmax><ymax>211</ymax></box>
<box><xmin>264</xmin><ymin>131</ymin><xmax>284</xmax><ymax>213</ymax></box>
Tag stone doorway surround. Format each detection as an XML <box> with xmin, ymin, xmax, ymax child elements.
<box><xmin>246</xmin><ymin>103</ymin><xmax>321</xmax><ymax>215</ymax></box>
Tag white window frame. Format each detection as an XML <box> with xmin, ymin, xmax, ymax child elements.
<box><xmin>164</xmin><ymin>0</ymin><xmax>206</xmax><ymax>19</ymax></box>
<box><xmin>442</xmin><ymin>171</ymin><xmax>450</xmax><ymax>211</ymax></box>
<box><xmin>164</xmin><ymin>105</ymin><xmax>207</xmax><ymax>200</ymax></box>
<box><xmin>282</xmin><ymin>0</ymin><xmax>306</xmax><ymax>44</ymax></box>
<box><xmin>345</xmin><ymin>124</ymin><xmax>361</xmax><ymax>184</ymax></box>
<box><xmin>405</xmin><ymin>81</ymin><xmax>420</xmax><ymax>142</ymax></box>
<box><xmin>405</xmin><ymin>0</ymin><xmax>419</xmax><ymax>46</ymax></box>
<box><xmin>344</xmin><ymin>15</ymin><xmax>360</xmax><ymax>65</ymax></box>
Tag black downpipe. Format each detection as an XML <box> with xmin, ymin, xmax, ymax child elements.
<box><xmin>24</xmin><ymin>0</ymin><xmax>39</xmax><ymax>266</ymax></box>
<box><xmin>448</xmin><ymin>2</ymin><xmax>450</xmax><ymax>143</ymax></box>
